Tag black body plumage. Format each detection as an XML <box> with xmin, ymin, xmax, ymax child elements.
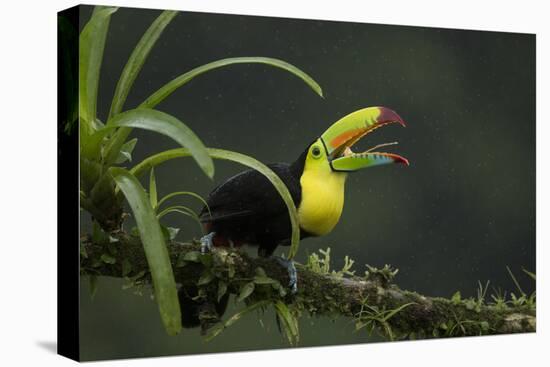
<box><xmin>199</xmin><ymin>149</ymin><xmax>309</xmax><ymax>257</ymax></box>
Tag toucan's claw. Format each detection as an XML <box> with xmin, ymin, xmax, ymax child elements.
<box><xmin>273</xmin><ymin>256</ymin><xmax>298</xmax><ymax>294</ymax></box>
<box><xmin>200</xmin><ymin>232</ymin><xmax>216</xmax><ymax>254</ymax></box>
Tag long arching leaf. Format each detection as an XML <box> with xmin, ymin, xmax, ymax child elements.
<box><xmin>104</xmin><ymin>109</ymin><xmax>214</xmax><ymax>178</ymax></box>
<box><xmin>79</xmin><ymin>6</ymin><xmax>118</xmax><ymax>128</ymax></box>
<box><xmin>205</xmin><ymin>300</ymin><xmax>271</xmax><ymax>342</ymax></box>
<box><xmin>157</xmin><ymin>206</ymin><xmax>203</xmax><ymax>232</ymax></box>
<box><xmin>110</xmin><ymin>167</ymin><xmax>181</xmax><ymax>336</ymax></box>
<box><xmin>157</xmin><ymin>205</ymin><xmax>199</xmax><ymax>221</ymax></box>
<box><xmin>140</xmin><ymin>57</ymin><xmax>324</xmax><ymax>109</ymax></box>
<box><xmin>130</xmin><ymin>148</ymin><xmax>301</xmax><ymax>260</ymax></box>
<box><xmin>149</xmin><ymin>167</ymin><xmax>158</xmax><ymax>208</ymax></box>
<box><xmin>80</xmin><ymin>121</ymin><xmax>112</xmax><ymax>160</ymax></box>
<box><xmin>107</xmin><ymin>57</ymin><xmax>324</xmax><ymax>165</ymax></box>
<box><xmin>157</xmin><ymin>191</ymin><xmax>210</xmax><ymax>217</ymax></box>
<box><xmin>109</xmin><ymin>10</ymin><xmax>178</xmax><ymax>118</ymax></box>
<box><xmin>274</xmin><ymin>300</ymin><xmax>300</xmax><ymax>346</ymax></box>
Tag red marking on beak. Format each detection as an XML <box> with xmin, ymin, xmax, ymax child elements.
<box><xmin>377</xmin><ymin>107</ymin><xmax>406</xmax><ymax>127</ymax></box>
<box><xmin>379</xmin><ymin>152</ymin><xmax>409</xmax><ymax>166</ymax></box>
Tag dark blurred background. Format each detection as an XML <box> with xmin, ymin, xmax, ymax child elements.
<box><xmin>78</xmin><ymin>5</ymin><xmax>535</xmax><ymax>360</ymax></box>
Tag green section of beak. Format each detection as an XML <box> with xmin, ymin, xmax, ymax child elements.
<box><xmin>319</xmin><ymin>106</ymin><xmax>408</xmax><ymax>172</ymax></box>
<box><xmin>330</xmin><ymin>152</ymin><xmax>409</xmax><ymax>171</ymax></box>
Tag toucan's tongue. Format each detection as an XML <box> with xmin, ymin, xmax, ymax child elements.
<box><xmin>343</xmin><ymin>147</ymin><xmax>353</xmax><ymax>156</ymax></box>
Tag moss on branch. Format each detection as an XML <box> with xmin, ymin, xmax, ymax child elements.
<box><xmin>80</xmin><ymin>232</ymin><xmax>535</xmax><ymax>342</ymax></box>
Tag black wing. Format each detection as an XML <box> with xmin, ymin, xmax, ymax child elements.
<box><xmin>199</xmin><ymin>163</ymin><xmax>301</xmax><ymax>223</ymax></box>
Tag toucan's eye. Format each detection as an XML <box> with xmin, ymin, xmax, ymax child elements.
<box><xmin>311</xmin><ymin>146</ymin><xmax>321</xmax><ymax>158</ymax></box>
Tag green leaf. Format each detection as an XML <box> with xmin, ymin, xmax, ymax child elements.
<box><xmin>168</xmin><ymin>227</ymin><xmax>180</xmax><ymax>240</ymax></box>
<box><xmin>104</xmin><ymin>109</ymin><xmax>214</xmax><ymax>178</ymax></box>
<box><xmin>122</xmin><ymin>270</ymin><xmax>147</xmax><ymax>291</ymax></box>
<box><xmin>157</xmin><ymin>206</ymin><xmax>203</xmax><ymax>231</ymax></box>
<box><xmin>228</xmin><ymin>264</ymin><xmax>236</xmax><ymax>279</ymax></box>
<box><xmin>217</xmin><ymin>281</ymin><xmax>228</xmax><ymax>302</ymax></box>
<box><xmin>130</xmin><ymin>147</ymin><xmax>300</xmax><ymax>259</ymax></box>
<box><xmin>121</xmin><ymin>259</ymin><xmax>132</xmax><ymax>276</ymax></box>
<box><xmin>100</xmin><ymin>253</ymin><xmax>116</xmax><ymax>264</ymax></box>
<box><xmin>80</xmin><ymin>243</ymin><xmax>88</xmax><ymax>258</ymax></box>
<box><xmin>464</xmin><ymin>299</ymin><xmax>476</xmax><ymax>310</ymax></box>
<box><xmin>79</xmin><ymin>6</ymin><xmax>118</xmax><ymax>127</ymax></box>
<box><xmin>271</xmin><ymin>281</ymin><xmax>287</xmax><ymax>297</ymax></box>
<box><xmin>80</xmin><ymin>157</ymin><xmax>103</xmax><ymax>195</ymax></box>
<box><xmin>110</xmin><ymin>167</ymin><xmax>181</xmax><ymax>335</ymax></box>
<box><xmin>506</xmin><ymin>266</ymin><xmax>526</xmax><ymax>296</ymax></box>
<box><xmin>79</xmin><ymin>122</ymin><xmax>102</xmax><ymax>160</ymax></box>
<box><xmin>141</xmin><ymin>57</ymin><xmax>323</xmax><ymax>109</ymax></box>
<box><xmin>480</xmin><ymin>321</ymin><xmax>490</xmax><ymax>332</ymax></box>
<box><xmin>160</xmin><ymin>226</ymin><xmax>180</xmax><ymax>241</ymax></box>
<box><xmin>157</xmin><ymin>205</ymin><xmax>198</xmax><ymax>220</ymax></box>
<box><xmin>522</xmin><ymin>268</ymin><xmax>536</xmax><ymax>281</ymax></box>
<box><xmin>149</xmin><ymin>167</ymin><xmax>158</xmax><ymax>209</ymax></box>
<box><xmin>182</xmin><ymin>251</ymin><xmax>202</xmax><ymax>263</ymax></box>
<box><xmin>157</xmin><ymin>191</ymin><xmax>210</xmax><ymax>216</ymax></box>
<box><xmin>237</xmin><ymin>282</ymin><xmax>255</xmax><ymax>302</ymax></box>
<box><xmin>255</xmin><ymin>267</ymin><xmax>267</xmax><ymax>277</ymax></box>
<box><xmin>104</xmin><ymin>56</ymin><xmax>322</xmax><ymax>184</ymax></box>
<box><xmin>253</xmin><ymin>276</ymin><xmax>277</xmax><ymax>285</ymax></box>
<box><xmin>109</xmin><ymin>10</ymin><xmax>178</xmax><ymax>118</ymax></box>
<box><xmin>200</xmin><ymin>253</ymin><xmax>214</xmax><ymax>268</ymax></box>
<box><xmin>205</xmin><ymin>300</ymin><xmax>270</xmax><ymax>342</ymax></box>
<box><xmin>114</xmin><ymin>138</ymin><xmax>138</xmax><ymax>164</ymax></box>
<box><xmin>176</xmin><ymin>253</ymin><xmax>187</xmax><ymax>268</ymax></box>
<box><xmin>92</xmin><ymin>220</ymin><xmax>107</xmax><ymax>243</ymax></box>
<box><xmin>128</xmin><ymin>270</ymin><xmax>146</xmax><ymax>282</ymax></box>
<box><xmin>89</xmin><ymin>275</ymin><xmax>98</xmax><ymax>300</ymax></box>
<box><xmin>130</xmin><ymin>226</ymin><xmax>139</xmax><ymax>237</ymax></box>
<box><xmin>274</xmin><ymin>301</ymin><xmax>299</xmax><ymax>346</ymax></box>
<box><xmin>451</xmin><ymin>291</ymin><xmax>461</xmax><ymax>304</ymax></box>
<box><xmin>198</xmin><ymin>272</ymin><xmax>215</xmax><ymax>286</ymax></box>
<box><xmin>381</xmin><ymin>303</ymin><xmax>414</xmax><ymax>322</ymax></box>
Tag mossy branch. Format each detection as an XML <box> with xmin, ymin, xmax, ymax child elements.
<box><xmin>80</xmin><ymin>232</ymin><xmax>535</xmax><ymax>341</ymax></box>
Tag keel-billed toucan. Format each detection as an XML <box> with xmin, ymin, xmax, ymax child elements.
<box><xmin>199</xmin><ymin>107</ymin><xmax>408</xmax><ymax>291</ymax></box>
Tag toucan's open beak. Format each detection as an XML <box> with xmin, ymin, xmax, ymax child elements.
<box><xmin>320</xmin><ymin>107</ymin><xmax>409</xmax><ymax>172</ymax></box>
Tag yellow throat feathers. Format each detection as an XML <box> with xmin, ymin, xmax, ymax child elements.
<box><xmin>298</xmin><ymin>161</ymin><xmax>347</xmax><ymax>236</ymax></box>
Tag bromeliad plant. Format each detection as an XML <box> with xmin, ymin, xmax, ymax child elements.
<box><xmin>77</xmin><ymin>6</ymin><xmax>323</xmax><ymax>335</ymax></box>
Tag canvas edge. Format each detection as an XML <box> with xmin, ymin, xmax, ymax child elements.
<box><xmin>57</xmin><ymin>4</ymin><xmax>81</xmax><ymax>362</ymax></box>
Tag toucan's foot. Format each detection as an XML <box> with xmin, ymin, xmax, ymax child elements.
<box><xmin>200</xmin><ymin>232</ymin><xmax>216</xmax><ymax>254</ymax></box>
<box><xmin>273</xmin><ymin>256</ymin><xmax>298</xmax><ymax>294</ymax></box>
